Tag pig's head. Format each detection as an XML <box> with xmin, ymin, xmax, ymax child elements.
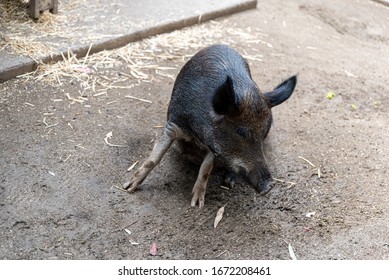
<box><xmin>211</xmin><ymin>75</ymin><xmax>297</xmax><ymax>194</ymax></box>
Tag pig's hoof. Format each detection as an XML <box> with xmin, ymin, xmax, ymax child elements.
<box><xmin>259</xmin><ymin>179</ymin><xmax>273</xmax><ymax>196</ymax></box>
<box><xmin>191</xmin><ymin>194</ymin><xmax>205</xmax><ymax>208</ymax></box>
<box><xmin>122</xmin><ymin>179</ymin><xmax>139</xmax><ymax>193</ymax></box>
<box><xmin>191</xmin><ymin>186</ymin><xmax>205</xmax><ymax>208</ymax></box>
<box><xmin>223</xmin><ymin>172</ymin><xmax>241</xmax><ymax>188</ymax></box>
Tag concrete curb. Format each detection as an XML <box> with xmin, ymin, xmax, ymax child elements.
<box><xmin>0</xmin><ymin>0</ymin><xmax>257</xmax><ymax>83</ymax></box>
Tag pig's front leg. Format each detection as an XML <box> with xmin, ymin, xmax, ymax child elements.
<box><xmin>191</xmin><ymin>151</ymin><xmax>214</xmax><ymax>208</ymax></box>
<box><xmin>123</xmin><ymin>123</ymin><xmax>178</xmax><ymax>192</ymax></box>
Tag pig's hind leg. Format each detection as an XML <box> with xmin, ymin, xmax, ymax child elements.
<box><xmin>123</xmin><ymin>123</ymin><xmax>179</xmax><ymax>192</ymax></box>
<box><xmin>191</xmin><ymin>151</ymin><xmax>214</xmax><ymax>208</ymax></box>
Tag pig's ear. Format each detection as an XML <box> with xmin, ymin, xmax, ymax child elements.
<box><xmin>264</xmin><ymin>75</ymin><xmax>297</xmax><ymax>107</ymax></box>
<box><xmin>213</xmin><ymin>76</ymin><xmax>241</xmax><ymax>116</ymax></box>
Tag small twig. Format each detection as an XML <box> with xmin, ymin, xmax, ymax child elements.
<box><xmin>65</xmin><ymin>92</ymin><xmax>85</xmax><ymax>104</ymax></box>
<box><xmin>123</xmin><ymin>219</ymin><xmax>140</xmax><ymax>229</ymax></box>
<box><xmin>215</xmin><ymin>250</ymin><xmax>228</xmax><ymax>258</ymax></box>
<box><xmin>299</xmin><ymin>157</ymin><xmax>322</xmax><ymax>179</ymax></box>
<box><xmin>273</xmin><ymin>178</ymin><xmax>297</xmax><ymax>188</ymax></box>
<box><xmin>62</xmin><ymin>154</ymin><xmax>71</xmax><ymax>163</ymax></box>
<box><xmin>127</xmin><ymin>161</ymin><xmax>138</xmax><ymax>172</ymax></box>
<box><xmin>24</xmin><ymin>102</ymin><xmax>35</xmax><ymax>107</ymax></box>
<box><xmin>111</xmin><ymin>218</ymin><xmax>140</xmax><ymax>233</ymax></box>
<box><xmin>83</xmin><ymin>43</ymin><xmax>93</xmax><ymax>65</ymax></box>
<box><xmin>104</xmin><ymin>131</ymin><xmax>127</xmax><ymax>147</ymax></box>
<box><xmin>75</xmin><ymin>144</ymin><xmax>87</xmax><ymax>150</ymax></box>
<box><xmin>288</xmin><ymin>244</ymin><xmax>298</xmax><ymax>260</ymax></box>
<box><xmin>46</xmin><ymin>123</ymin><xmax>58</xmax><ymax>128</ymax></box>
<box><xmin>298</xmin><ymin>156</ymin><xmax>316</xmax><ymax>167</ymax></box>
<box><xmin>125</xmin><ymin>95</ymin><xmax>152</xmax><ymax>103</ymax></box>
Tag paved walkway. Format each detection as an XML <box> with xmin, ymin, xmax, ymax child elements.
<box><xmin>0</xmin><ymin>0</ymin><xmax>257</xmax><ymax>82</ymax></box>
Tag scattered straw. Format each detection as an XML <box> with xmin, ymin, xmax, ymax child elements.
<box><xmin>298</xmin><ymin>156</ymin><xmax>322</xmax><ymax>178</ymax></box>
<box><xmin>0</xmin><ymin>1</ymin><xmax>66</xmax><ymax>59</ymax></box>
<box><xmin>65</xmin><ymin>92</ymin><xmax>87</xmax><ymax>104</ymax></box>
<box><xmin>215</xmin><ymin>250</ymin><xmax>229</xmax><ymax>258</ymax></box>
<box><xmin>61</xmin><ymin>154</ymin><xmax>71</xmax><ymax>163</ymax></box>
<box><xmin>298</xmin><ymin>156</ymin><xmax>316</xmax><ymax>167</ymax></box>
<box><xmin>288</xmin><ymin>244</ymin><xmax>298</xmax><ymax>260</ymax></box>
<box><xmin>0</xmin><ymin>0</ymin><xmax>119</xmax><ymax>60</ymax></box>
<box><xmin>5</xmin><ymin>8</ymin><xmax>272</xmax><ymax>108</ymax></box>
<box><xmin>104</xmin><ymin>131</ymin><xmax>127</xmax><ymax>148</ymax></box>
<box><xmin>110</xmin><ymin>218</ymin><xmax>140</xmax><ymax>233</ymax></box>
<box><xmin>125</xmin><ymin>95</ymin><xmax>152</xmax><ymax>104</ymax></box>
<box><xmin>24</xmin><ymin>102</ymin><xmax>35</xmax><ymax>107</ymax></box>
<box><xmin>0</xmin><ymin>34</ymin><xmax>54</xmax><ymax>60</ymax></box>
<box><xmin>273</xmin><ymin>178</ymin><xmax>296</xmax><ymax>189</ymax></box>
<box><xmin>127</xmin><ymin>161</ymin><xmax>138</xmax><ymax>172</ymax></box>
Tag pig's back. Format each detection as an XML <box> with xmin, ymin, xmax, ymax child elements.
<box><xmin>167</xmin><ymin>44</ymin><xmax>251</xmax><ymax>131</ymax></box>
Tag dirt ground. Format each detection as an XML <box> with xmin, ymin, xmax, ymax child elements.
<box><xmin>1</xmin><ymin>0</ymin><xmax>388</xmax><ymax>260</ymax></box>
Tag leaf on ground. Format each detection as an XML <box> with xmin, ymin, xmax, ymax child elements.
<box><xmin>149</xmin><ymin>242</ymin><xmax>158</xmax><ymax>256</ymax></box>
<box><xmin>214</xmin><ymin>204</ymin><xmax>227</xmax><ymax>228</ymax></box>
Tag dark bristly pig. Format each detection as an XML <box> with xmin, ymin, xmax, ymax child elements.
<box><xmin>123</xmin><ymin>44</ymin><xmax>297</xmax><ymax>208</ymax></box>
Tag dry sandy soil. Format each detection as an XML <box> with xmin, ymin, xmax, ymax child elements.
<box><xmin>1</xmin><ymin>0</ymin><xmax>388</xmax><ymax>259</ymax></box>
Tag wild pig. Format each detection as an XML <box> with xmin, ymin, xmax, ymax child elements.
<box><xmin>123</xmin><ymin>44</ymin><xmax>297</xmax><ymax>208</ymax></box>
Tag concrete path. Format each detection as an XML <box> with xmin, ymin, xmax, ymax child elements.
<box><xmin>0</xmin><ymin>0</ymin><xmax>257</xmax><ymax>82</ymax></box>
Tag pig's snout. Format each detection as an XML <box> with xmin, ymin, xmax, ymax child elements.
<box><xmin>230</xmin><ymin>157</ymin><xmax>273</xmax><ymax>195</ymax></box>
<box><xmin>257</xmin><ymin>178</ymin><xmax>273</xmax><ymax>196</ymax></box>
<box><xmin>247</xmin><ymin>166</ymin><xmax>273</xmax><ymax>195</ymax></box>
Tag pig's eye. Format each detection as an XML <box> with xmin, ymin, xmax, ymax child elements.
<box><xmin>236</xmin><ymin>127</ymin><xmax>253</xmax><ymax>141</ymax></box>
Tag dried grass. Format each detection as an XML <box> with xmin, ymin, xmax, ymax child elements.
<box><xmin>0</xmin><ymin>0</ymin><xmax>109</xmax><ymax>60</ymax></box>
<box><xmin>17</xmin><ymin>19</ymin><xmax>270</xmax><ymax>93</ymax></box>
<box><xmin>0</xmin><ymin>0</ymin><xmax>30</xmax><ymax>23</ymax></box>
<box><xmin>0</xmin><ymin>0</ymin><xmax>70</xmax><ymax>59</ymax></box>
<box><xmin>2</xmin><ymin>0</ymin><xmax>272</xmax><ymax>97</ymax></box>
<box><xmin>1</xmin><ymin>34</ymin><xmax>55</xmax><ymax>60</ymax></box>
<box><xmin>21</xmin><ymin>48</ymin><xmax>97</xmax><ymax>88</ymax></box>
<box><xmin>1</xmin><ymin>0</ymin><xmax>272</xmax><ymax>92</ymax></box>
